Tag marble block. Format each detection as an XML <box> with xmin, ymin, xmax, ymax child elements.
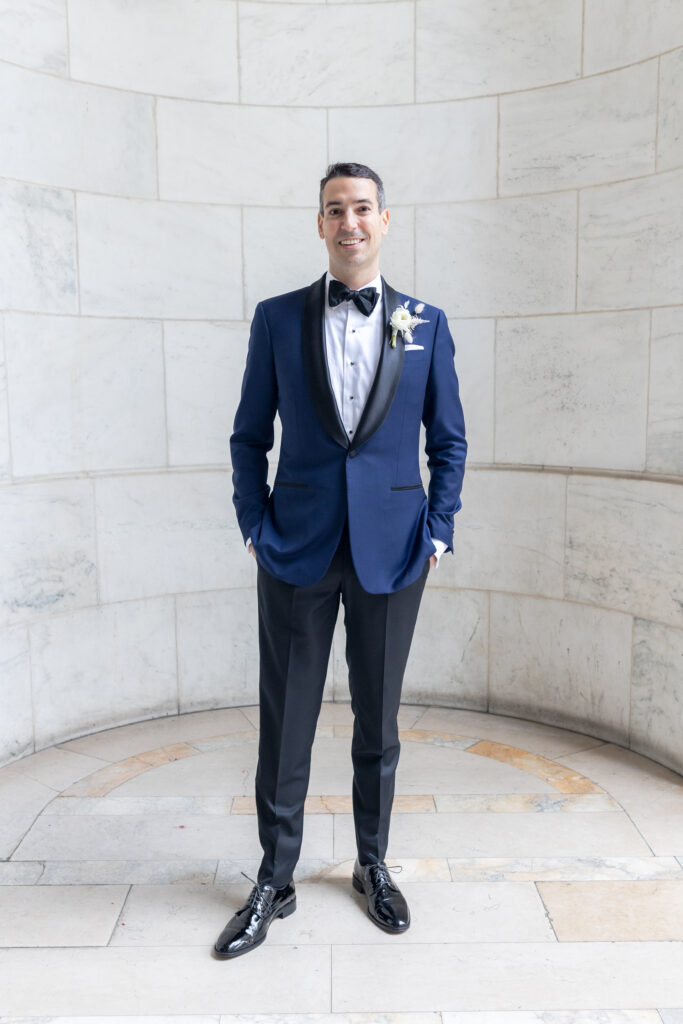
<box><xmin>0</xmin><ymin>884</ymin><xmax>128</xmax><ymax>947</ymax></box>
<box><xmin>176</xmin><ymin>589</ymin><xmax>260</xmax><ymax>712</ymax></box>
<box><xmin>435</xmin><ymin>469</ymin><xmax>566</xmax><ymax>597</ymax></box>
<box><xmin>0</xmin><ymin>478</ymin><xmax>97</xmax><ymax>628</ymax></box>
<box><xmin>0</xmin><ymin>769</ymin><xmax>56</xmax><ymax>859</ymax></box>
<box><xmin>68</xmin><ymin>0</ymin><xmax>239</xmax><ymax>100</ymax></box>
<box><xmin>495</xmin><ymin>311</ymin><xmax>649</xmax><ymax>470</ymax></box>
<box><xmin>158</xmin><ymin>100</ymin><xmax>325</xmax><ymax>206</ymax></box>
<box><xmin>0</xmin><ymin>626</ymin><xmax>32</xmax><ymax>766</ymax></box>
<box><xmin>449</xmin><ymin>318</ymin><xmax>494</xmax><ymax>464</ymax></box>
<box><xmin>565</xmin><ymin>475</ymin><xmax>683</xmax><ymax>628</ymax></box>
<box><xmin>500</xmin><ymin>61</ymin><xmax>656</xmax><ymax>194</ymax></box>
<box><xmin>416</xmin><ymin>0</ymin><xmax>582</xmax><ymax>101</ymax></box>
<box><xmin>0</xmin><ymin>0</ymin><xmax>67</xmax><ymax>73</ymax></box>
<box><xmin>95</xmin><ymin>471</ymin><xmax>247</xmax><ymax>603</ymax></box>
<box><xmin>631</xmin><ymin>618</ymin><xmax>683</xmax><ymax>776</ymax></box>
<box><xmin>5</xmin><ymin>314</ymin><xmax>166</xmax><ymax>476</ymax></box>
<box><xmin>578</xmin><ymin>167</ymin><xmax>683</xmax><ymax>311</ymax></box>
<box><xmin>330</xmin><ymin>98</ymin><xmax>497</xmax><ymax>204</ymax></box>
<box><xmin>164</xmin><ymin>320</ymin><xmax>248</xmax><ymax>467</ymax></box>
<box><xmin>417</xmin><ymin>192</ymin><xmax>576</xmax><ymax>317</ymax></box>
<box><xmin>0</xmin><ymin>326</ymin><xmax>8</xmax><ymax>480</ymax></box>
<box><xmin>647</xmin><ymin>306</ymin><xmax>683</xmax><ymax>475</ymax></box>
<box><xmin>389</xmin><ymin>589</ymin><xmax>488</xmax><ymax>710</ymax></box>
<box><xmin>584</xmin><ymin>0</ymin><xmax>683</xmax><ymax>74</ymax></box>
<box><xmin>0</xmin><ymin>61</ymin><xmax>156</xmax><ymax>197</ymax></box>
<box><xmin>78</xmin><ymin>195</ymin><xmax>242</xmax><ymax>319</ymax></box>
<box><xmin>0</xmin><ymin>179</ymin><xmax>76</xmax><ymax>314</ymax></box>
<box><xmin>537</xmin><ymin>879</ymin><xmax>683</xmax><ymax>940</ymax></box>
<box><xmin>659</xmin><ymin>46</ymin><xmax>683</xmax><ymax>171</ymax></box>
<box><xmin>29</xmin><ymin>597</ymin><xmax>177</xmax><ymax>749</ymax></box>
<box><xmin>0</xmin><ymin>945</ymin><xmax>332</xmax><ymax>1015</ymax></box>
<box><xmin>489</xmin><ymin>594</ymin><xmax>632</xmax><ymax>743</ymax></box>
<box><xmin>332</xmin><ymin>941</ymin><xmax>683</xmax><ymax>1011</ymax></box>
<box><xmin>239</xmin><ymin>1</ymin><xmax>413</xmax><ymax>106</ymax></box>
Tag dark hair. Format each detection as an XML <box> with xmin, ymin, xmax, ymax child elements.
<box><xmin>318</xmin><ymin>162</ymin><xmax>386</xmax><ymax>215</ymax></box>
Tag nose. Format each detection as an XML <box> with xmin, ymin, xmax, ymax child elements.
<box><xmin>341</xmin><ymin>208</ymin><xmax>358</xmax><ymax>232</ymax></box>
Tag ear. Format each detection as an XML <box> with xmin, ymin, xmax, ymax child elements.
<box><xmin>380</xmin><ymin>207</ymin><xmax>390</xmax><ymax>235</ymax></box>
<box><xmin>317</xmin><ymin>212</ymin><xmax>324</xmax><ymax>239</ymax></box>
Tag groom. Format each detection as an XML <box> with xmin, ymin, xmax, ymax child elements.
<box><xmin>214</xmin><ymin>162</ymin><xmax>467</xmax><ymax>959</ymax></box>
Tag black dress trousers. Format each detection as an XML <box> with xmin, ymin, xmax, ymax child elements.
<box><xmin>253</xmin><ymin>517</ymin><xmax>431</xmax><ymax>888</ymax></box>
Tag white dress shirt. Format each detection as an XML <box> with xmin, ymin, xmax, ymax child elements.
<box><xmin>246</xmin><ymin>270</ymin><xmax>446</xmax><ymax>567</ymax></box>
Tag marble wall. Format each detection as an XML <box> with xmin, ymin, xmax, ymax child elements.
<box><xmin>1</xmin><ymin>1</ymin><xmax>682</xmax><ymax>775</ymax></box>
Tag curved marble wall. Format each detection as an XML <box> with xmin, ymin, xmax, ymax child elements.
<box><xmin>1</xmin><ymin>1</ymin><xmax>682</xmax><ymax>775</ymax></box>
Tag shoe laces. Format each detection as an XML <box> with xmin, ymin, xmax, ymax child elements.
<box><xmin>368</xmin><ymin>862</ymin><xmax>403</xmax><ymax>894</ymax></box>
<box><xmin>240</xmin><ymin>871</ymin><xmax>275</xmax><ymax>918</ymax></box>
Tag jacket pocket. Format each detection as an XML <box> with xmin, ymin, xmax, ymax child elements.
<box><xmin>390</xmin><ymin>483</ymin><xmax>423</xmax><ymax>491</ymax></box>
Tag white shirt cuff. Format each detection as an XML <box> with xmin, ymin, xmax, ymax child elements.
<box><xmin>430</xmin><ymin>537</ymin><xmax>448</xmax><ymax>568</ymax></box>
<box><xmin>245</xmin><ymin>536</ymin><xmax>252</xmax><ymax>551</ymax></box>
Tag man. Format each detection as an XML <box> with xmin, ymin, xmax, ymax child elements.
<box><xmin>214</xmin><ymin>162</ymin><xmax>467</xmax><ymax>959</ymax></box>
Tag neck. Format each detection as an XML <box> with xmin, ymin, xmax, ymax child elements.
<box><xmin>329</xmin><ymin>265</ymin><xmax>380</xmax><ymax>291</ymax></box>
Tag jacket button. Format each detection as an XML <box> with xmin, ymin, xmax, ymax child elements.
<box><xmin>348</xmin><ymin>450</ymin><xmax>358</xmax><ymax>459</ymax></box>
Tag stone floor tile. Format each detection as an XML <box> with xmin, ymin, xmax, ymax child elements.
<box><xmin>331</xmin><ymin>941</ymin><xmax>683</xmax><ymax>1011</ymax></box>
<box><xmin>0</xmin><ymin>946</ymin><xmax>331</xmax><ymax>1015</ymax></box>
<box><xmin>0</xmin><ymin>884</ymin><xmax>128</xmax><ymax>946</ymax></box>
<box><xmin>537</xmin><ymin>879</ymin><xmax>683</xmax><ymax>940</ymax></box>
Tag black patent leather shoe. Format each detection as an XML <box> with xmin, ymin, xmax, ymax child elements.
<box><xmin>352</xmin><ymin>858</ymin><xmax>410</xmax><ymax>933</ymax></box>
<box><xmin>212</xmin><ymin>873</ymin><xmax>296</xmax><ymax>959</ymax></box>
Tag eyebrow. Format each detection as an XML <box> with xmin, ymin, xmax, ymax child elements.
<box><xmin>324</xmin><ymin>198</ymin><xmax>374</xmax><ymax>208</ymax></box>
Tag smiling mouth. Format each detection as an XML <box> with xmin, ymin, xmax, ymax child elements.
<box><xmin>339</xmin><ymin>238</ymin><xmax>364</xmax><ymax>247</ymax></box>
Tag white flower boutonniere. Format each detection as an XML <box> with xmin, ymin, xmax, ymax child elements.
<box><xmin>390</xmin><ymin>300</ymin><xmax>429</xmax><ymax>348</ymax></box>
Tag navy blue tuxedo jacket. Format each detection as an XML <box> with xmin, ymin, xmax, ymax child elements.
<box><xmin>230</xmin><ymin>273</ymin><xmax>467</xmax><ymax>594</ymax></box>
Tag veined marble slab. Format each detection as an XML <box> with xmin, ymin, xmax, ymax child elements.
<box><xmin>0</xmin><ymin>625</ymin><xmax>32</xmax><ymax>764</ymax></box>
<box><xmin>578</xmin><ymin>167</ymin><xmax>683</xmax><ymax>311</ymax></box>
<box><xmin>537</xmin><ymin>879</ymin><xmax>683</xmax><ymax>940</ymax></box>
<box><xmin>5</xmin><ymin>315</ymin><xmax>166</xmax><ymax>477</ymax></box>
<box><xmin>447</xmin><ymin>856</ymin><xmax>683</xmax><ymax>882</ymax></box>
<box><xmin>659</xmin><ymin>46</ymin><xmax>683</xmax><ymax>171</ymax></box>
<box><xmin>334</xmin><ymin>811</ymin><xmax>652</xmax><ymax>859</ymax></box>
<box><xmin>0</xmin><ymin>62</ymin><xmax>156</xmax><ymax>197</ymax></box>
<box><xmin>0</xmin><ymin>945</ymin><xmax>332</xmax><ymax>1015</ymax></box>
<box><xmin>158</xmin><ymin>101</ymin><xmax>325</xmax><ymax>206</ymax></box>
<box><xmin>648</xmin><ymin>306</ymin><xmax>683</xmax><ymax>475</ymax></box>
<box><xmin>584</xmin><ymin>0</ymin><xmax>683</xmax><ymax>73</ymax></box>
<box><xmin>0</xmin><ymin>0</ymin><xmax>67</xmax><ymax>73</ymax></box>
<box><xmin>416</xmin><ymin>0</ymin><xmax>581</xmax><ymax>100</ymax></box>
<box><xmin>0</xmin><ymin>884</ymin><xmax>128</xmax><ymax>947</ymax></box>
<box><xmin>239</xmin><ymin>1</ymin><xmax>413</xmax><ymax>106</ymax></box>
<box><xmin>68</xmin><ymin>0</ymin><xmax>238</xmax><ymax>100</ymax></box>
<box><xmin>500</xmin><ymin>61</ymin><xmax>656</xmax><ymax>193</ymax></box>
<box><xmin>0</xmin><ymin>180</ymin><xmax>76</xmax><ymax>314</ymax></box>
<box><xmin>331</xmin><ymin>941</ymin><xmax>683</xmax><ymax>1011</ymax></box>
<box><xmin>565</xmin><ymin>475</ymin><xmax>683</xmax><ymax>628</ymax></box>
<box><xmin>164</xmin><ymin>321</ymin><xmax>249</xmax><ymax>468</ymax></box>
<box><xmin>38</xmin><ymin>860</ymin><xmax>218</xmax><ymax>886</ymax></box>
<box><xmin>0</xmin><ymin>478</ymin><xmax>96</xmax><ymax>629</ymax></box>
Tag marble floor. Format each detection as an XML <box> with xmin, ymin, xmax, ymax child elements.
<box><xmin>1</xmin><ymin>701</ymin><xmax>683</xmax><ymax>1023</ymax></box>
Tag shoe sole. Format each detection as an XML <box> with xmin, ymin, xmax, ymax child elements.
<box><xmin>352</xmin><ymin>873</ymin><xmax>410</xmax><ymax>933</ymax></box>
<box><xmin>212</xmin><ymin>896</ymin><xmax>297</xmax><ymax>960</ymax></box>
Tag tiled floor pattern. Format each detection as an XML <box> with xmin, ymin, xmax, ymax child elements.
<box><xmin>1</xmin><ymin>702</ymin><xmax>683</xmax><ymax>1021</ymax></box>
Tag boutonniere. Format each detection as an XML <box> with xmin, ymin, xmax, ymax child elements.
<box><xmin>389</xmin><ymin>300</ymin><xmax>429</xmax><ymax>348</ymax></box>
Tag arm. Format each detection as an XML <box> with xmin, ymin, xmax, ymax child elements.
<box><xmin>422</xmin><ymin>309</ymin><xmax>467</xmax><ymax>554</ymax></box>
<box><xmin>229</xmin><ymin>302</ymin><xmax>278</xmax><ymax>545</ymax></box>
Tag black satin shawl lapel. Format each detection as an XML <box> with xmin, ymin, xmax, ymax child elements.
<box><xmin>302</xmin><ymin>273</ymin><xmax>349</xmax><ymax>449</ymax></box>
<box><xmin>350</xmin><ymin>277</ymin><xmax>404</xmax><ymax>452</ymax></box>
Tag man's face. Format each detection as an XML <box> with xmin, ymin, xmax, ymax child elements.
<box><xmin>317</xmin><ymin>176</ymin><xmax>390</xmax><ymax>285</ymax></box>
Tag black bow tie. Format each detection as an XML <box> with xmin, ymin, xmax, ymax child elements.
<box><xmin>328</xmin><ymin>278</ymin><xmax>379</xmax><ymax>317</ymax></box>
